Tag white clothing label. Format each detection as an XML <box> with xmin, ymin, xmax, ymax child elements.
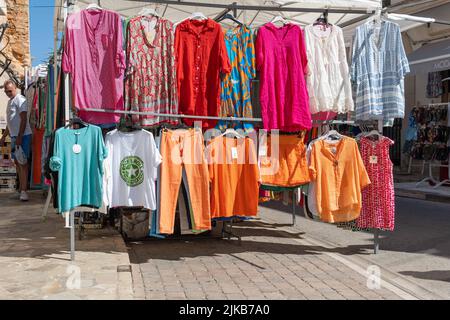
<box><xmin>370</xmin><ymin>155</ymin><xmax>378</xmax><ymax>164</ymax></box>
<box><xmin>259</xmin><ymin>146</ymin><xmax>267</xmax><ymax>156</ymax></box>
<box><xmin>231</xmin><ymin>147</ymin><xmax>238</xmax><ymax>159</ymax></box>
<box><xmin>72</xmin><ymin>144</ymin><xmax>82</xmax><ymax>154</ymax></box>
<box><xmin>331</xmin><ymin>147</ymin><xmax>337</xmax><ymax>154</ymax></box>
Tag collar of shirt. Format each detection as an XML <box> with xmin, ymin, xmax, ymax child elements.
<box><xmin>178</xmin><ymin>18</ymin><xmax>216</xmax><ymax>35</ymax></box>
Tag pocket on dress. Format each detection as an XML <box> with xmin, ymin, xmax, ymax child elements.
<box><xmin>101</xmin><ymin>34</ymin><xmax>112</xmax><ymax>49</ymax></box>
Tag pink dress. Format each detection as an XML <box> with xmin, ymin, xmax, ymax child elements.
<box><xmin>256</xmin><ymin>23</ymin><xmax>312</xmax><ymax>131</ymax></box>
<box><xmin>63</xmin><ymin>9</ymin><xmax>125</xmax><ymax>124</ymax></box>
<box><xmin>357</xmin><ymin>136</ymin><xmax>395</xmax><ymax>231</ymax></box>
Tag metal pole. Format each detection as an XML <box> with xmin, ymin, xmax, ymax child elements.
<box><xmin>292</xmin><ymin>189</ymin><xmax>296</xmax><ymax>226</ymax></box>
<box><xmin>70</xmin><ymin>210</ymin><xmax>75</xmax><ymax>261</ymax></box>
<box><xmin>373</xmin><ymin>119</ymin><xmax>384</xmax><ymax>254</ymax></box>
<box><xmin>373</xmin><ymin>229</ymin><xmax>379</xmax><ymax>254</ymax></box>
<box><xmin>127</xmin><ymin>0</ymin><xmax>376</xmax><ymax>15</ymax></box>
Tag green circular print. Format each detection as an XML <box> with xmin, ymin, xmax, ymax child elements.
<box><xmin>120</xmin><ymin>156</ymin><xmax>144</xmax><ymax>187</ymax></box>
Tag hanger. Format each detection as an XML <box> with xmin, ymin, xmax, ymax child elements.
<box><xmin>117</xmin><ymin>116</ymin><xmax>142</xmax><ymax>132</ymax></box>
<box><xmin>174</xmin><ymin>12</ymin><xmax>208</xmax><ymax>29</ymax></box>
<box><xmin>220</xmin><ymin>128</ymin><xmax>245</xmax><ymax>139</ymax></box>
<box><xmin>216</xmin><ymin>13</ymin><xmax>242</xmax><ymax>26</ymax></box>
<box><xmin>190</xmin><ymin>12</ymin><xmax>207</xmax><ymax>20</ymax></box>
<box><xmin>86</xmin><ymin>3</ymin><xmax>102</xmax><ymax>11</ymax></box>
<box><xmin>313</xmin><ymin>10</ymin><xmax>331</xmax><ymax>28</ymax></box>
<box><xmin>138</xmin><ymin>7</ymin><xmax>160</xmax><ymax>17</ymax></box>
<box><xmin>321</xmin><ymin>127</ymin><xmax>342</xmax><ymax>141</ymax></box>
<box><xmin>66</xmin><ymin>117</ymin><xmax>88</xmax><ymax>129</ymax></box>
<box><xmin>365</xmin><ymin>129</ymin><xmax>383</xmax><ymax>140</ymax></box>
<box><xmin>270</xmin><ymin>15</ymin><xmax>288</xmax><ymax>26</ymax></box>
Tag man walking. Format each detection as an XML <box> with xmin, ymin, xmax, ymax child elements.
<box><xmin>0</xmin><ymin>80</ymin><xmax>32</xmax><ymax>201</ymax></box>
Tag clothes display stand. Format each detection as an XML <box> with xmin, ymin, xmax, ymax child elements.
<box><xmin>52</xmin><ymin>1</ymin><xmax>397</xmax><ymax>261</ymax></box>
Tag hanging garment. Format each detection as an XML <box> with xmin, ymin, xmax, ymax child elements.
<box><xmin>207</xmin><ymin>135</ymin><xmax>260</xmax><ymax>218</ymax></box>
<box><xmin>259</xmin><ymin>134</ymin><xmax>310</xmax><ymax>187</ymax></box>
<box><xmin>305</xmin><ymin>138</ymin><xmax>322</xmax><ymax>220</ymax></box>
<box><xmin>356</xmin><ymin>136</ymin><xmax>395</xmax><ymax>231</ymax></box>
<box><xmin>45</xmin><ymin>64</ymin><xmax>55</xmax><ymax>137</ymax></box>
<box><xmin>62</xmin><ymin>9</ymin><xmax>125</xmax><ymax>124</ymax></box>
<box><xmin>218</xmin><ymin>25</ymin><xmax>256</xmax><ymax>132</ymax></box>
<box><xmin>104</xmin><ymin>129</ymin><xmax>162</xmax><ymax>210</ymax></box>
<box><xmin>309</xmin><ymin>136</ymin><xmax>371</xmax><ymax>223</ymax></box>
<box><xmin>304</xmin><ymin>24</ymin><xmax>354</xmax><ymax>114</ymax></box>
<box><xmin>350</xmin><ymin>20</ymin><xmax>410</xmax><ymax>121</ymax></box>
<box><xmin>256</xmin><ymin>23</ymin><xmax>312</xmax><ymax>131</ymax></box>
<box><xmin>49</xmin><ymin>125</ymin><xmax>107</xmax><ymax>213</ymax></box>
<box><xmin>125</xmin><ymin>16</ymin><xmax>178</xmax><ymax>126</ymax></box>
<box><xmin>31</xmin><ymin>127</ymin><xmax>45</xmax><ymax>185</ymax></box>
<box><xmin>426</xmin><ymin>72</ymin><xmax>443</xmax><ymax>98</ymax></box>
<box><xmin>175</xmin><ymin>18</ymin><xmax>231</xmax><ymax>128</ymax></box>
<box><xmin>158</xmin><ymin>128</ymin><xmax>211</xmax><ymax>234</ymax></box>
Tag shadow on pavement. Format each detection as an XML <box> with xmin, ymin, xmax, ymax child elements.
<box><xmin>399</xmin><ymin>270</ymin><xmax>450</xmax><ymax>283</ymax></box>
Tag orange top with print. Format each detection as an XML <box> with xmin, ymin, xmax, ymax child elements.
<box><xmin>207</xmin><ymin>136</ymin><xmax>260</xmax><ymax>218</ymax></box>
<box><xmin>309</xmin><ymin>136</ymin><xmax>371</xmax><ymax>223</ymax></box>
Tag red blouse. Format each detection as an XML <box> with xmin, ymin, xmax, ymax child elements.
<box><xmin>175</xmin><ymin>18</ymin><xmax>231</xmax><ymax>128</ymax></box>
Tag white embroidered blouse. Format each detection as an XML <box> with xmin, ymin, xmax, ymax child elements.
<box><xmin>304</xmin><ymin>24</ymin><xmax>354</xmax><ymax>114</ymax></box>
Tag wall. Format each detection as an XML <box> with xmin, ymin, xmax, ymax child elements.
<box><xmin>3</xmin><ymin>0</ymin><xmax>31</xmax><ymax>76</ymax></box>
<box><xmin>0</xmin><ymin>0</ymin><xmax>31</xmax><ymax>128</ymax></box>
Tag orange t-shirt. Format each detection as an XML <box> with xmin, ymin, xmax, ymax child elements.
<box><xmin>309</xmin><ymin>136</ymin><xmax>371</xmax><ymax>223</ymax></box>
<box><xmin>207</xmin><ymin>136</ymin><xmax>260</xmax><ymax>218</ymax></box>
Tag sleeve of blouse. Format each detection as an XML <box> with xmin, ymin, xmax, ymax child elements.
<box><xmin>115</xmin><ymin>14</ymin><xmax>126</xmax><ymax>76</ymax></box>
<box><xmin>175</xmin><ymin>26</ymin><xmax>183</xmax><ymax>91</ymax></box>
<box><xmin>350</xmin><ymin>33</ymin><xmax>359</xmax><ymax>84</ymax></box>
<box><xmin>396</xmin><ymin>26</ymin><xmax>410</xmax><ymax>82</ymax></box>
<box><xmin>337</xmin><ymin>28</ymin><xmax>354</xmax><ymax>111</ymax></box>
<box><xmin>355</xmin><ymin>141</ymin><xmax>371</xmax><ymax>189</ymax></box>
<box><xmin>49</xmin><ymin>130</ymin><xmax>62</xmax><ymax>172</ymax></box>
<box><xmin>125</xmin><ymin>21</ymin><xmax>135</xmax><ymax>76</ymax></box>
<box><xmin>62</xmin><ymin>23</ymin><xmax>73</xmax><ymax>74</ymax></box>
<box><xmin>299</xmin><ymin>27</ymin><xmax>309</xmax><ymax>75</ymax></box>
<box><xmin>219</xmin><ymin>29</ymin><xmax>231</xmax><ymax>74</ymax></box>
<box><xmin>247</xmin><ymin>29</ymin><xmax>256</xmax><ymax>79</ymax></box>
<box><xmin>255</xmin><ymin>29</ymin><xmax>264</xmax><ymax>71</ymax></box>
<box><xmin>308</xmin><ymin>143</ymin><xmax>318</xmax><ymax>181</ymax></box>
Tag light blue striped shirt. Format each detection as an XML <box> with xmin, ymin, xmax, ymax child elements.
<box><xmin>351</xmin><ymin>21</ymin><xmax>410</xmax><ymax>121</ymax></box>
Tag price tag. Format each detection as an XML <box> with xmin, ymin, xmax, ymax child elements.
<box><xmin>259</xmin><ymin>146</ymin><xmax>267</xmax><ymax>156</ymax></box>
<box><xmin>72</xmin><ymin>144</ymin><xmax>82</xmax><ymax>154</ymax></box>
<box><xmin>369</xmin><ymin>155</ymin><xmax>378</xmax><ymax>164</ymax></box>
<box><xmin>231</xmin><ymin>147</ymin><xmax>238</xmax><ymax>159</ymax></box>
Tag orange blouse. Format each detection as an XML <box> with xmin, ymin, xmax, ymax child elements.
<box><xmin>207</xmin><ymin>136</ymin><xmax>260</xmax><ymax>218</ymax></box>
<box><xmin>309</xmin><ymin>136</ymin><xmax>371</xmax><ymax>223</ymax></box>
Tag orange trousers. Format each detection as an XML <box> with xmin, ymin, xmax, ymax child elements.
<box><xmin>159</xmin><ymin>129</ymin><xmax>211</xmax><ymax>234</ymax></box>
<box><xmin>259</xmin><ymin>134</ymin><xmax>310</xmax><ymax>187</ymax></box>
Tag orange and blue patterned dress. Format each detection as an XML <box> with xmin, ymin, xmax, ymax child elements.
<box><xmin>218</xmin><ymin>25</ymin><xmax>256</xmax><ymax>132</ymax></box>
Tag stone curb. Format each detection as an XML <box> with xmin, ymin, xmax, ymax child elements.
<box><xmin>258</xmin><ymin>216</ymin><xmax>445</xmax><ymax>300</ymax></box>
<box><xmin>395</xmin><ymin>188</ymin><xmax>450</xmax><ymax>204</ymax></box>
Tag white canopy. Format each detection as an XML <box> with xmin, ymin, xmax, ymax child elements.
<box><xmin>54</xmin><ymin>0</ymin><xmax>382</xmax><ymax>46</ymax></box>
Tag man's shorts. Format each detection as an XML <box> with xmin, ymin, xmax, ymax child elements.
<box><xmin>11</xmin><ymin>134</ymin><xmax>31</xmax><ymax>160</ymax></box>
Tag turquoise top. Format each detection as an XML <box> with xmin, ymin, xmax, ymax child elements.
<box><xmin>50</xmin><ymin>125</ymin><xmax>107</xmax><ymax>213</ymax></box>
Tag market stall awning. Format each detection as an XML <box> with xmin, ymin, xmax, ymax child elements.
<box><xmin>407</xmin><ymin>38</ymin><xmax>450</xmax><ymax>74</ymax></box>
<box><xmin>54</xmin><ymin>0</ymin><xmax>382</xmax><ymax>46</ymax></box>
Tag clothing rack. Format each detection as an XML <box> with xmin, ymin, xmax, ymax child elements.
<box><xmin>57</xmin><ymin>1</ymin><xmax>386</xmax><ymax>261</ymax></box>
<box><xmin>407</xmin><ymin>103</ymin><xmax>449</xmax><ymax>188</ymax></box>
<box><xmin>82</xmin><ymin>107</ymin><xmax>263</xmax><ymax>122</ymax></box>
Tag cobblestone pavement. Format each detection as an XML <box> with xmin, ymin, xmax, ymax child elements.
<box><xmin>129</xmin><ymin>216</ymin><xmax>423</xmax><ymax>300</ymax></box>
<box><xmin>0</xmin><ymin>191</ymin><xmax>133</xmax><ymax>300</ymax></box>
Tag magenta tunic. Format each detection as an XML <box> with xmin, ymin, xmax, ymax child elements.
<box><xmin>256</xmin><ymin>23</ymin><xmax>312</xmax><ymax>131</ymax></box>
<box><xmin>63</xmin><ymin>9</ymin><xmax>125</xmax><ymax>124</ymax></box>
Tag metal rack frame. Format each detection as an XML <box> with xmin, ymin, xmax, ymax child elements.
<box><xmin>56</xmin><ymin>0</ymin><xmax>389</xmax><ymax>261</ymax></box>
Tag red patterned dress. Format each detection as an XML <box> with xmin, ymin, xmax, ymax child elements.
<box><xmin>125</xmin><ymin>16</ymin><xmax>178</xmax><ymax>126</ymax></box>
<box><xmin>357</xmin><ymin>136</ymin><xmax>395</xmax><ymax>231</ymax></box>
